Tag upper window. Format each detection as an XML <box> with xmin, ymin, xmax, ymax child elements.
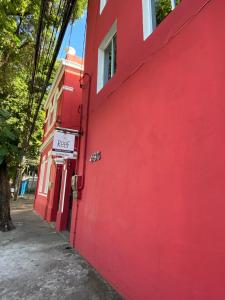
<box><xmin>97</xmin><ymin>21</ymin><xmax>117</xmax><ymax>93</ymax></box>
<box><xmin>45</xmin><ymin>88</ymin><xmax>59</xmax><ymax>134</ymax></box>
<box><xmin>100</xmin><ymin>0</ymin><xmax>108</xmax><ymax>14</ymax></box>
<box><xmin>44</xmin><ymin>154</ymin><xmax>52</xmax><ymax>194</ymax></box>
<box><xmin>103</xmin><ymin>34</ymin><xmax>117</xmax><ymax>86</ymax></box>
<box><xmin>38</xmin><ymin>156</ymin><xmax>47</xmax><ymax>194</ymax></box>
<box><xmin>142</xmin><ymin>0</ymin><xmax>181</xmax><ymax>40</ymax></box>
<box><xmin>38</xmin><ymin>152</ymin><xmax>52</xmax><ymax>195</ymax></box>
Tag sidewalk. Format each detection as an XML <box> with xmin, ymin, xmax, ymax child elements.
<box><xmin>0</xmin><ymin>196</ymin><xmax>122</xmax><ymax>300</ymax></box>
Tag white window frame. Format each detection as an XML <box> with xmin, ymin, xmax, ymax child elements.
<box><xmin>60</xmin><ymin>165</ymin><xmax>67</xmax><ymax>213</ymax></box>
<box><xmin>45</xmin><ymin>88</ymin><xmax>59</xmax><ymax>136</ymax></box>
<box><xmin>44</xmin><ymin>152</ymin><xmax>52</xmax><ymax>194</ymax></box>
<box><xmin>38</xmin><ymin>155</ymin><xmax>47</xmax><ymax>194</ymax></box>
<box><xmin>171</xmin><ymin>0</ymin><xmax>176</xmax><ymax>10</ymax></box>
<box><xmin>100</xmin><ymin>0</ymin><xmax>107</xmax><ymax>14</ymax></box>
<box><xmin>97</xmin><ymin>20</ymin><xmax>117</xmax><ymax>93</ymax></box>
<box><xmin>47</xmin><ymin>103</ymin><xmax>53</xmax><ymax>130</ymax></box>
<box><xmin>142</xmin><ymin>0</ymin><xmax>177</xmax><ymax>40</ymax></box>
<box><xmin>52</xmin><ymin>88</ymin><xmax>59</xmax><ymax>125</ymax></box>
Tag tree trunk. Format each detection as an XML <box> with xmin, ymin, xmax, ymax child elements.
<box><xmin>0</xmin><ymin>160</ymin><xmax>15</xmax><ymax>231</ymax></box>
<box><xmin>13</xmin><ymin>165</ymin><xmax>23</xmax><ymax>201</ymax></box>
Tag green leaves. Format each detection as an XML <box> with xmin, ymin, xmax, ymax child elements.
<box><xmin>0</xmin><ymin>0</ymin><xmax>87</xmax><ymax>175</ymax></box>
<box><xmin>0</xmin><ymin>109</ymin><xmax>10</xmax><ymax>119</ymax></box>
<box><xmin>0</xmin><ymin>146</ymin><xmax>8</xmax><ymax>165</ymax></box>
<box><xmin>1</xmin><ymin>127</ymin><xmax>17</xmax><ymax>142</ymax></box>
<box><xmin>155</xmin><ymin>0</ymin><xmax>172</xmax><ymax>25</ymax></box>
<box><xmin>0</xmin><ymin>108</ymin><xmax>20</xmax><ymax>166</ymax></box>
<box><xmin>155</xmin><ymin>0</ymin><xmax>182</xmax><ymax>25</ymax></box>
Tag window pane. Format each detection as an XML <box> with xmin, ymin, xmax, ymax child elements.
<box><xmin>104</xmin><ymin>42</ymin><xmax>112</xmax><ymax>84</ymax></box>
<box><xmin>103</xmin><ymin>34</ymin><xmax>117</xmax><ymax>85</ymax></box>
<box><xmin>112</xmin><ymin>34</ymin><xmax>117</xmax><ymax>75</ymax></box>
<box><xmin>155</xmin><ymin>0</ymin><xmax>172</xmax><ymax>26</ymax></box>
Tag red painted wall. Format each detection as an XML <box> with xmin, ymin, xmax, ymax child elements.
<box><xmin>34</xmin><ymin>142</ymin><xmax>53</xmax><ymax>218</ymax></box>
<box><xmin>35</xmin><ymin>57</ymin><xmax>83</xmax><ymax>222</ymax></box>
<box><xmin>74</xmin><ymin>0</ymin><xmax>225</xmax><ymax>299</ymax></box>
<box><xmin>60</xmin><ymin>68</ymin><xmax>82</xmax><ymax>130</ymax></box>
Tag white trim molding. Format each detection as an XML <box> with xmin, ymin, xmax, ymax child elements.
<box><xmin>38</xmin><ymin>155</ymin><xmax>47</xmax><ymax>194</ymax></box>
<box><xmin>97</xmin><ymin>20</ymin><xmax>117</xmax><ymax>93</ymax></box>
<box><xmin>61</xmin><ymin>168</ymin><xmax>68</xmax><ymax>213</ymax></box>
<box><xmin>61</xmin><ymin>59</ymin><xmax>84</xmax><ymax>71</ymax></box>
<box><xmin>40</xmin><ymin>131</ymin><xmax>54</xmax><ymax>153</ymax></box>
<box><xmin>142</xmin><ymin>0</ymin><xmax>156</xmax><ymax>40</ymax></box>
<box><xmin>44</xmin><ymin>151</ymin><xmax>52</xmax><ymax>194</ymax></box>
<box><xmin>38</xmin><ymin>193</ymin><xmax>48</xmax><ymax>197</ymax></box>
<box><xmin>100</xmin><ymin>0</ymin><xmax>107</xmax><ymax>14</ymax></box>
<box><xmin>44</xmin><ymin>64</ymin><xmax>65</xmax><ymax>110</ymax></box>
<box><xmin>63</xmin><ymin>85</ymin><xmax>74</xmax><ymax>92</ymax></box>
<box><xmin>54</xmin><ymin>157</ymin><xmax>64</xmax><ymax>165</ymax></box>
<box><xmin>44</xmin><ymin>58</ymin><xmax>83</xmax><ymax>110</ymax></box>
<box><xmin>142</xmin><ymin>0</ymin><xmax>178</xmax><ymax>40</ymax></box>
<box><xmin>171</xmin><ymin>0</ymin><xmax>176</xmax><ymax>10</ymax></box>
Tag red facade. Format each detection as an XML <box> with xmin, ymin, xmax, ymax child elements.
<box><xmin>34</xmin><ymin>48</ymin><xmax>83</xmax><ymax>235</ymax></box>
<box><xmin>71</xmin><ymin>0</ymin><xmax>225</xmax><ymax>299</ymax></box>
<box><xmin>35</xmin><ymin>1</ymin><xmax>225</xmax><ymax>299</ymax></box>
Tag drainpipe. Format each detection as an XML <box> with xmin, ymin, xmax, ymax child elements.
<box><xmin>72</xmin><ymin>72</ymin><xmax>92</xmax><ymax>246</ymax></box>
<box><xmin>78</xmin><ymin>73</ymin><xmax>92</xmax><ymax>191</ymax></box>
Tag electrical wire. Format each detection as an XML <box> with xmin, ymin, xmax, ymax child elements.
<box><xmin>30</xmin><ymin>0</ymin><xmax>47</xmax><ymax>96</ymax></box>
<box><xmin>27</xmin><ymin>0</ymin><xmax>79</xmax><ymax>145</ymax></box>
<box><xmin>41</xmin><ymin>0</ymin><xmax>66</xmax><ymax>76</ymax></box>
<box><xmin>79</xmin><ymin>12</ymin><xmax>87</xmax><ymax>81</ymax></box>
<box><xmin>68</xmin><ymin>21</ymin><xmax>73</xmax><ymax>46</ymax></box>
<box><xmin>39</xmin><ymin>0</ymin><xmax>55</xmax><ymax>61</ymax></box>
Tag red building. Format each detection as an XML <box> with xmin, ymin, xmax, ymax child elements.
<box><xmin>34</xmin><ymin>47</ymin><xmax>83</xmax><ymax>237</ymax></box>
<box><xmin>69</xmin><ymin>0</ymin><xmax>225</xmax><ymax>299</ymax></box>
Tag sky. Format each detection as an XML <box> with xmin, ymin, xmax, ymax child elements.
<box><xmin>58</xmin><ymin>12</ymin><xmax>87</xmax><ymax>59</ymax></box>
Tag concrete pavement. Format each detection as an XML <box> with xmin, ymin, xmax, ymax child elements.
<box><xmin>0</xmin><ymin>197</ymin><xmax>122</xmax><ymax>300</ymax></box>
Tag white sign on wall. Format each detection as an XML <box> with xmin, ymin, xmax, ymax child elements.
<box><xmin>52</xmin><ymin>129</ymin><xmax>77</xmax><ymax>159</ymax></box>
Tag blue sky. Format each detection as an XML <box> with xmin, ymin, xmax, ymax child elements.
<box><xmin>58</xmin><ymin>12</ymin><xmax>87</xmax><ymax>59</ymax></box>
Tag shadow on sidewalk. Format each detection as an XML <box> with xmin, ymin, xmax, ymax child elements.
<box><xmin>0</xmin><ymin>195</ymin><xmax>122</xmax><ymax>300</ymax></box>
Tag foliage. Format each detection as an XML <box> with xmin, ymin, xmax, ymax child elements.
<box><xmin>0</xmin><ymin>109</ymin><xmax>19</xmax><ymax>166</ymax></box>
<box><xmin>156</xmin><ymin>0</ymin><xmax>182</xmax><ymax>25</ymax></box>
<box><xmin>0</xmin><ymin>0</ymin><xmax>87</xmax><ymax>229</ymax></box>
<box><xmin>0</xmin><ymin>0</ymin><xmax>40</xmax><ymax>68</ymax></box>
<box><xmin>72</xmin><ymin>0</ymin><xmax>87</xmax><ymax>20</ymax></box>
<box><xmin>0</xmin><ymin>0</ymin><xmax>87</xmax><ymax>178</ymax></box>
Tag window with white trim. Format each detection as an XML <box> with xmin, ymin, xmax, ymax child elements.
<box><xmin>45</xmin><ymin>88</ymin><xmax>59</xmax><ymax>135</ymax></box>
<box><xmin>44</xmin><ymin>153</ymin><xmax>52</xmax><ymax>194</ymax></box>
<box><xmin>97</xmin><ymin>21</ymin><xmax>117</xmax><ymax>92</ymax></box>
<box><xmin>100</xmin><ymin>0</ymin><xmax>107</xmax><ymax>14</ymax></box>
<box><xmin>142</xmin><ymin>0</ymin><xmax>181</xmax><ymax>40</ymax></box>
<box><xmin>38</xmin><ymin>155</ymin><xmax>47</xmax><ymax>194</ymax></box>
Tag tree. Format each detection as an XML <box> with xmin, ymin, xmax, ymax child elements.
<box><xmin>0</xmin><ymin>110</ymin><xmax>19</xmax><ymax>231</ymax></box>
<box><xmin>156</xmin><ymin>0</ymin><xmax>182</xmax><ymax>25</ymax></box>
<box><xmin>0</xmin><ymin>0</ymin><xmax>87</xmax><ymax>231</ymax></box>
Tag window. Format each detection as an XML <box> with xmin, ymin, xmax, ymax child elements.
<box><xmin>44</xmin><ymin>154</ymin><xmax>52</xmax><ymax>194</ymax></box>
<box><xmin>38</xmin><ymin>152</ymin><xmax>52</xmax><ymax>195</ymax></box>
<box><xmin>142</xmin><ymin>0</ymin><xmax>181</xmax><ymax>40</ymax></box>
<box><xmin>103</xmin><ymin>34</ymin><xmax>117</xmax><ymax>86</ymax></box>
<box><xmin>97</xmin><ymin>21</ymin><xmax>117</xmax><ymax>92</ymax></box>
<box><xmin>100</xmin><ymin>0</ymin><xmax>107</xmax><ymax>14</ymax></box>
<box><xmin>38</xmin><ymin>156</ymin><xmax>47</xmax><ymax>194</ymax></box>
<box><xmin>45</xmin><ymin>88</ymin><xmax>59</xmax><ymax>135</ymax></box>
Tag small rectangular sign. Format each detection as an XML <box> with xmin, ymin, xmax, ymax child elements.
<box><xmin>63</xmin><ymin>85</ymin><xmax>74</xmax><ymax>92</ymax></box>
<box><xmin>52</xmin><ymin>129</ymin><xmax>77</xmax><ymax>159</ymax></box>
